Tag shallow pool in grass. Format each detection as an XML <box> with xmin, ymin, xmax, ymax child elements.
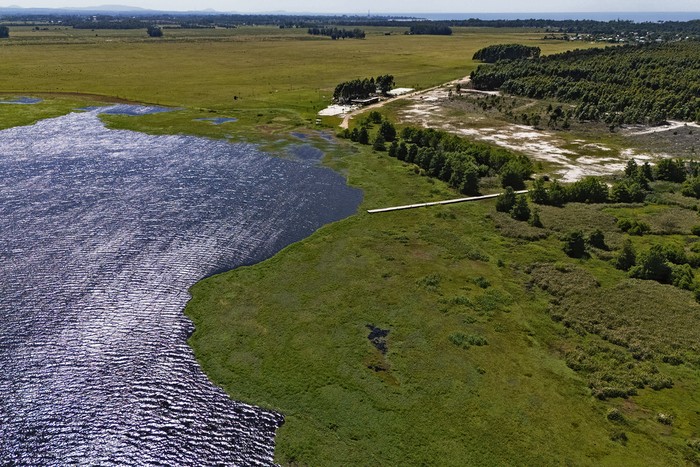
<box><xmin>0</xmin><ymin>106</ymin><xmax>362</xmax><ymax>465</ymax></box>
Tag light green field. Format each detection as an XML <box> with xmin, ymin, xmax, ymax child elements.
<box><xmin>0</xmin><ymin>26</ymin><xmax>598</xmax><ymax>120</ymax></box>
<box><xmin>2</xmin><ymin>26</ymin><xmax>699</xmax><ymax>465</ymax></box>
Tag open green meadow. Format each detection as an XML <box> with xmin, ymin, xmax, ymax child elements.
<box><xmin>0</xmin><ymin>26</ymin><xmax>598</xmax><ymax>122</ymax></box>
<box><xmin>2</xmin><ymin>25</ymin><xmax>699</xmax><ymax>465</ymax></box>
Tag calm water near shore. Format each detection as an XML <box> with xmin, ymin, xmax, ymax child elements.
<box><xmin>0</xmin><ymin>107</ymin><xmax>362</xmax><ymax>465</ymax></box>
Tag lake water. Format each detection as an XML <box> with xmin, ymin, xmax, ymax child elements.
<box><xmin>0</xmin><ymin>107</ymin><xmax>362</xmax><ymax>465</ymax></box>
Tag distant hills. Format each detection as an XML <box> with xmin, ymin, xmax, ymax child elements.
<box><xmin>0</xmin><ymin>4</ymin><xmax>226</xmax><ymax>15</ymax></box>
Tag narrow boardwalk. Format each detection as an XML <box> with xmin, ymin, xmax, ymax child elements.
<box><xmin>367</xmin><ymin>190</ymin><xmax>528</xmax><ymax>213</ymax></box>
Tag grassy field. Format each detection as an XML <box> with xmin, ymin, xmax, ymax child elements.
<box><xmin>0</xmin><ymin>26</ymin><xmax>599</xmax><ymax>122</ymax></box>
<box><xmin>186</xmin><ymin>136</ymin><xmax>700</xmax><ymax>464</ymax></box>
<box><xmin>3</xmin><ymin>25</ymin><xmax>700</xmax><ymax>465</ymax></box>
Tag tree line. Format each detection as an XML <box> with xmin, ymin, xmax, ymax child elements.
<box><xmin>333</xmin><ymin>75</ymin><xmax>395</xmax><ymax>104</ymax></box>
<box><xmin>408</xmin><ymin>23</ymin><xmax>452</xmax><ymax>35</ymax></box>
<box><xmin>473</xmin><ymin>44</ymin><xmax>541</xmax><ymax>63</ymax></box>
<box><xmin>339</xmin><ymin>114</ymin><xmax>533</xmax><ymax>195</ymax></box>
<box><xmin>470</xmin><ymin>41</ymin><xmax>700</xmax><ymax>125</ymax></box>
<box><xmin>307</xmin><ymin>27</ymin><xmax>365</xmax><ymax>39</ymax></box>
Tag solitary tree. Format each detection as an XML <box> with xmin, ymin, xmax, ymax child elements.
<box><xmin>510</xmin><ymin>195</ymin><xmax>531</xmax><ymax>221</ymax></box>
<box><xmin>147</xmin><ymin>25</ymin><xmax>163</xmax><ymax>37</ymax></box>
<box><xmin>0</xmin><ymin>26</ymin><xmax>9</xmax><ymax>39</ymax></box>
<box><xmin>614</xmin><ymin>238</ymin><xmax>636</xmax><ymax>271</ymax></box>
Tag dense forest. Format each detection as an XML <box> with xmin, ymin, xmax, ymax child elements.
<box><xmin>473</xmin><ymin>44</ymin><xmax>541</xmax><ymax>62</ymax></box>
<box><xmin>470</xmin><ymin>41</ymin><xmax>700</xmax><ymax>125</ymax></box>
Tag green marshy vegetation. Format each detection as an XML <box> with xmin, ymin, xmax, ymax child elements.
<box><xmin>3</xmin><ymin>22</ymin><xmax>700</xmax><ymax>465</ymax></box>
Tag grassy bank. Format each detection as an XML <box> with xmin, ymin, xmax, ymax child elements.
<box><xmin>186</xmin><ymin>135</ymin><xmax>700</xmax><ymax>464</ymax></box>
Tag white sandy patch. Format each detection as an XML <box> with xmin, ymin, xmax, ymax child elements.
<box><xmin>462</xmin><ymin>89</ymin><xmax>501</xmax><ymax>96</ymax></box>
<box><xmin>580</xmin><ymin>143</ymin><xmax>613</xmax><ymax>151</ymax></box>
<box><xmin>318</xmin><ymin>104</ymin><xmax>358</xmax><ymax>116</ymax></box>
<box><xmin>619</xmin><ymin>148</ymin><xmax>672</xmax><ymax>161</ymax></box>
<box><xmin>387</xmin><ymin>88</ymin><xmax>414</xmax><ymax>96</ymax></box>
<box><xmin>624</xmin><ymin>120</ymin><xmax>700</xmax><ymax>136</ymax></box>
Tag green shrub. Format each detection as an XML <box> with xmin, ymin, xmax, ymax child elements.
<box><xmin>588</xmin><ymin>229</ymin><xmax>607</xmax><ymax>250</ymax></box>
<box><xmin>529</xmin><ymin>208</ymin><xmax>543</xmax><ymax>228</ymax></box>
<box><xmin>449</xmin><ymin>332</ymin><xmax>488</xmax><ymax>348</ymax></box>
<box><xmin>670</xmin><ymin>263</ymin><xmax>694</xmax><ymax>290</ymax></box>
<box><xmin>473</xmin><ymin>276</ymin><xmax>491</xmax><ymax>289</ymax></box>
<box><xmin>594</xmin><ymin>386</ymin><xmax>630</xmax><ymax>400</ymax></box>
<box><xmin>510</xmin><ymin>195</ymin><xmax>531</xmax><ymax>221</ymax></box>
<box><xmin>466</xmin><ymin>334</ymin><xmax>488</xmax><ymax>346</ymax></box>
<box><xmin>614</xmin><ymin>238</ymin><xmax>636</xmax><ymax>271</ymax></box>
<box><xmin>681</xmin><ymin>177</ymin><xmax>700</xmax><ymax>199</ymax></box>
<box><xmin>417</xmin><ymin>273</ymin><xmax>441</xmax><ymax>290</ymax></box>
<box><xmin>611</xmin><ymin>179</ymin><xmax>646</xmax><ymax>203</ymax></box>
<box><xmin>662</xmin><ymin>244</ymin><xmax>688</xmax><ymax>265</ymax></box>
<box><xmin>649</xmin><ymin>377</ymin><xmax>674</xmax><ymax>391</ymax></box>
<box><xmin>499</xmin><ymin>160</ymin><xmax>529</xmax><ymax>189</ymax></box>
<box><xmin>629</xmin><ymin>245</ymin><xmax>672</xmax><ymax>283</ymax></box>
<box><xmin>617</xmin><ymin>219</ymin><xmax>632</xmax><ymax>232</ymax></box>
<box><xmin>610</xmin><ymin>431</ymin><xmax>628</xmax><ymax>444</ymax></box>
<box><xmin>529</xmin><ymin>177</ymin><xmax>549</xmax><ymax>204</ymax></box>
<box><xmin>568</xmin><ymin>176</ymin><xmax>609</xmax><ymax>203</ymax></box>
<box><xmin>495</xmin><ymin>186</ymin><xmax>516</xmax><ymax>213</ymax></box>
<box><xmin>618</xmin><ymin>218</ymin><xmax>650</xmax><ymax>235</ymax></box>
<box><xmin>373</xmin><ymin>134</ymin><xmax>386</xmax><ymax>151</ymax></box>
<box><xmin>691</xmin><ymin>225</ymin><xmax>700</xmax><ymax>236</ymax></box>
<box><xmin>628</xmin><ymin>222</ymin><xmax>650</xmax><ymax>236</ymax></box>
<box><xmin>606</xmin><ymin>408</ymin><xmax>625</xmax><ymax>422</ymax></box>
<box><xmin>547</xmin><ymin>180</ymin><xmax>568</xmax><ymax>206</ymax></box>
<box><xmin>562</xmin><ymin>230</ymin><xmax>586</xmax><ymax>258</ymax></box>
<box><xmin>656</xmin><ymin>413</ymin><xmax>674</xmax><ymax>425</ymax></box>
<box><xmin>656</xmin><ymin>158</ymin><xmax>686</xmax><ymax>182</ymax></box>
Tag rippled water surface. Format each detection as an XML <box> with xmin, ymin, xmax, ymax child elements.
<box><xmin>0</xmin><ymin>108</ymin><xmax>362</xmax><ymax>465</ymax></box>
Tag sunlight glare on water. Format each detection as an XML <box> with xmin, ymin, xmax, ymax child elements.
<box><xmin>0</xmin><ymin>107</ymin><xmax>362</xmax><ymax>465</ymax></box>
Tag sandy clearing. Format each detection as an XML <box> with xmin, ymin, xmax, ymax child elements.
<box><xmin>332</xmin><ymin>75</ymin><xmax>470</xmax><ymax>129</ymax></box>
<box><xmin>318</xmin><ymin>104</ymin><xmax>358</xmax><ymax>116</ymax></box>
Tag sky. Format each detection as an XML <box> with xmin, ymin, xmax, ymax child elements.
<box><xmin>3</xmin><ymin>0</ymin><xmax>700</xmax><ymax>14</ymax></box>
